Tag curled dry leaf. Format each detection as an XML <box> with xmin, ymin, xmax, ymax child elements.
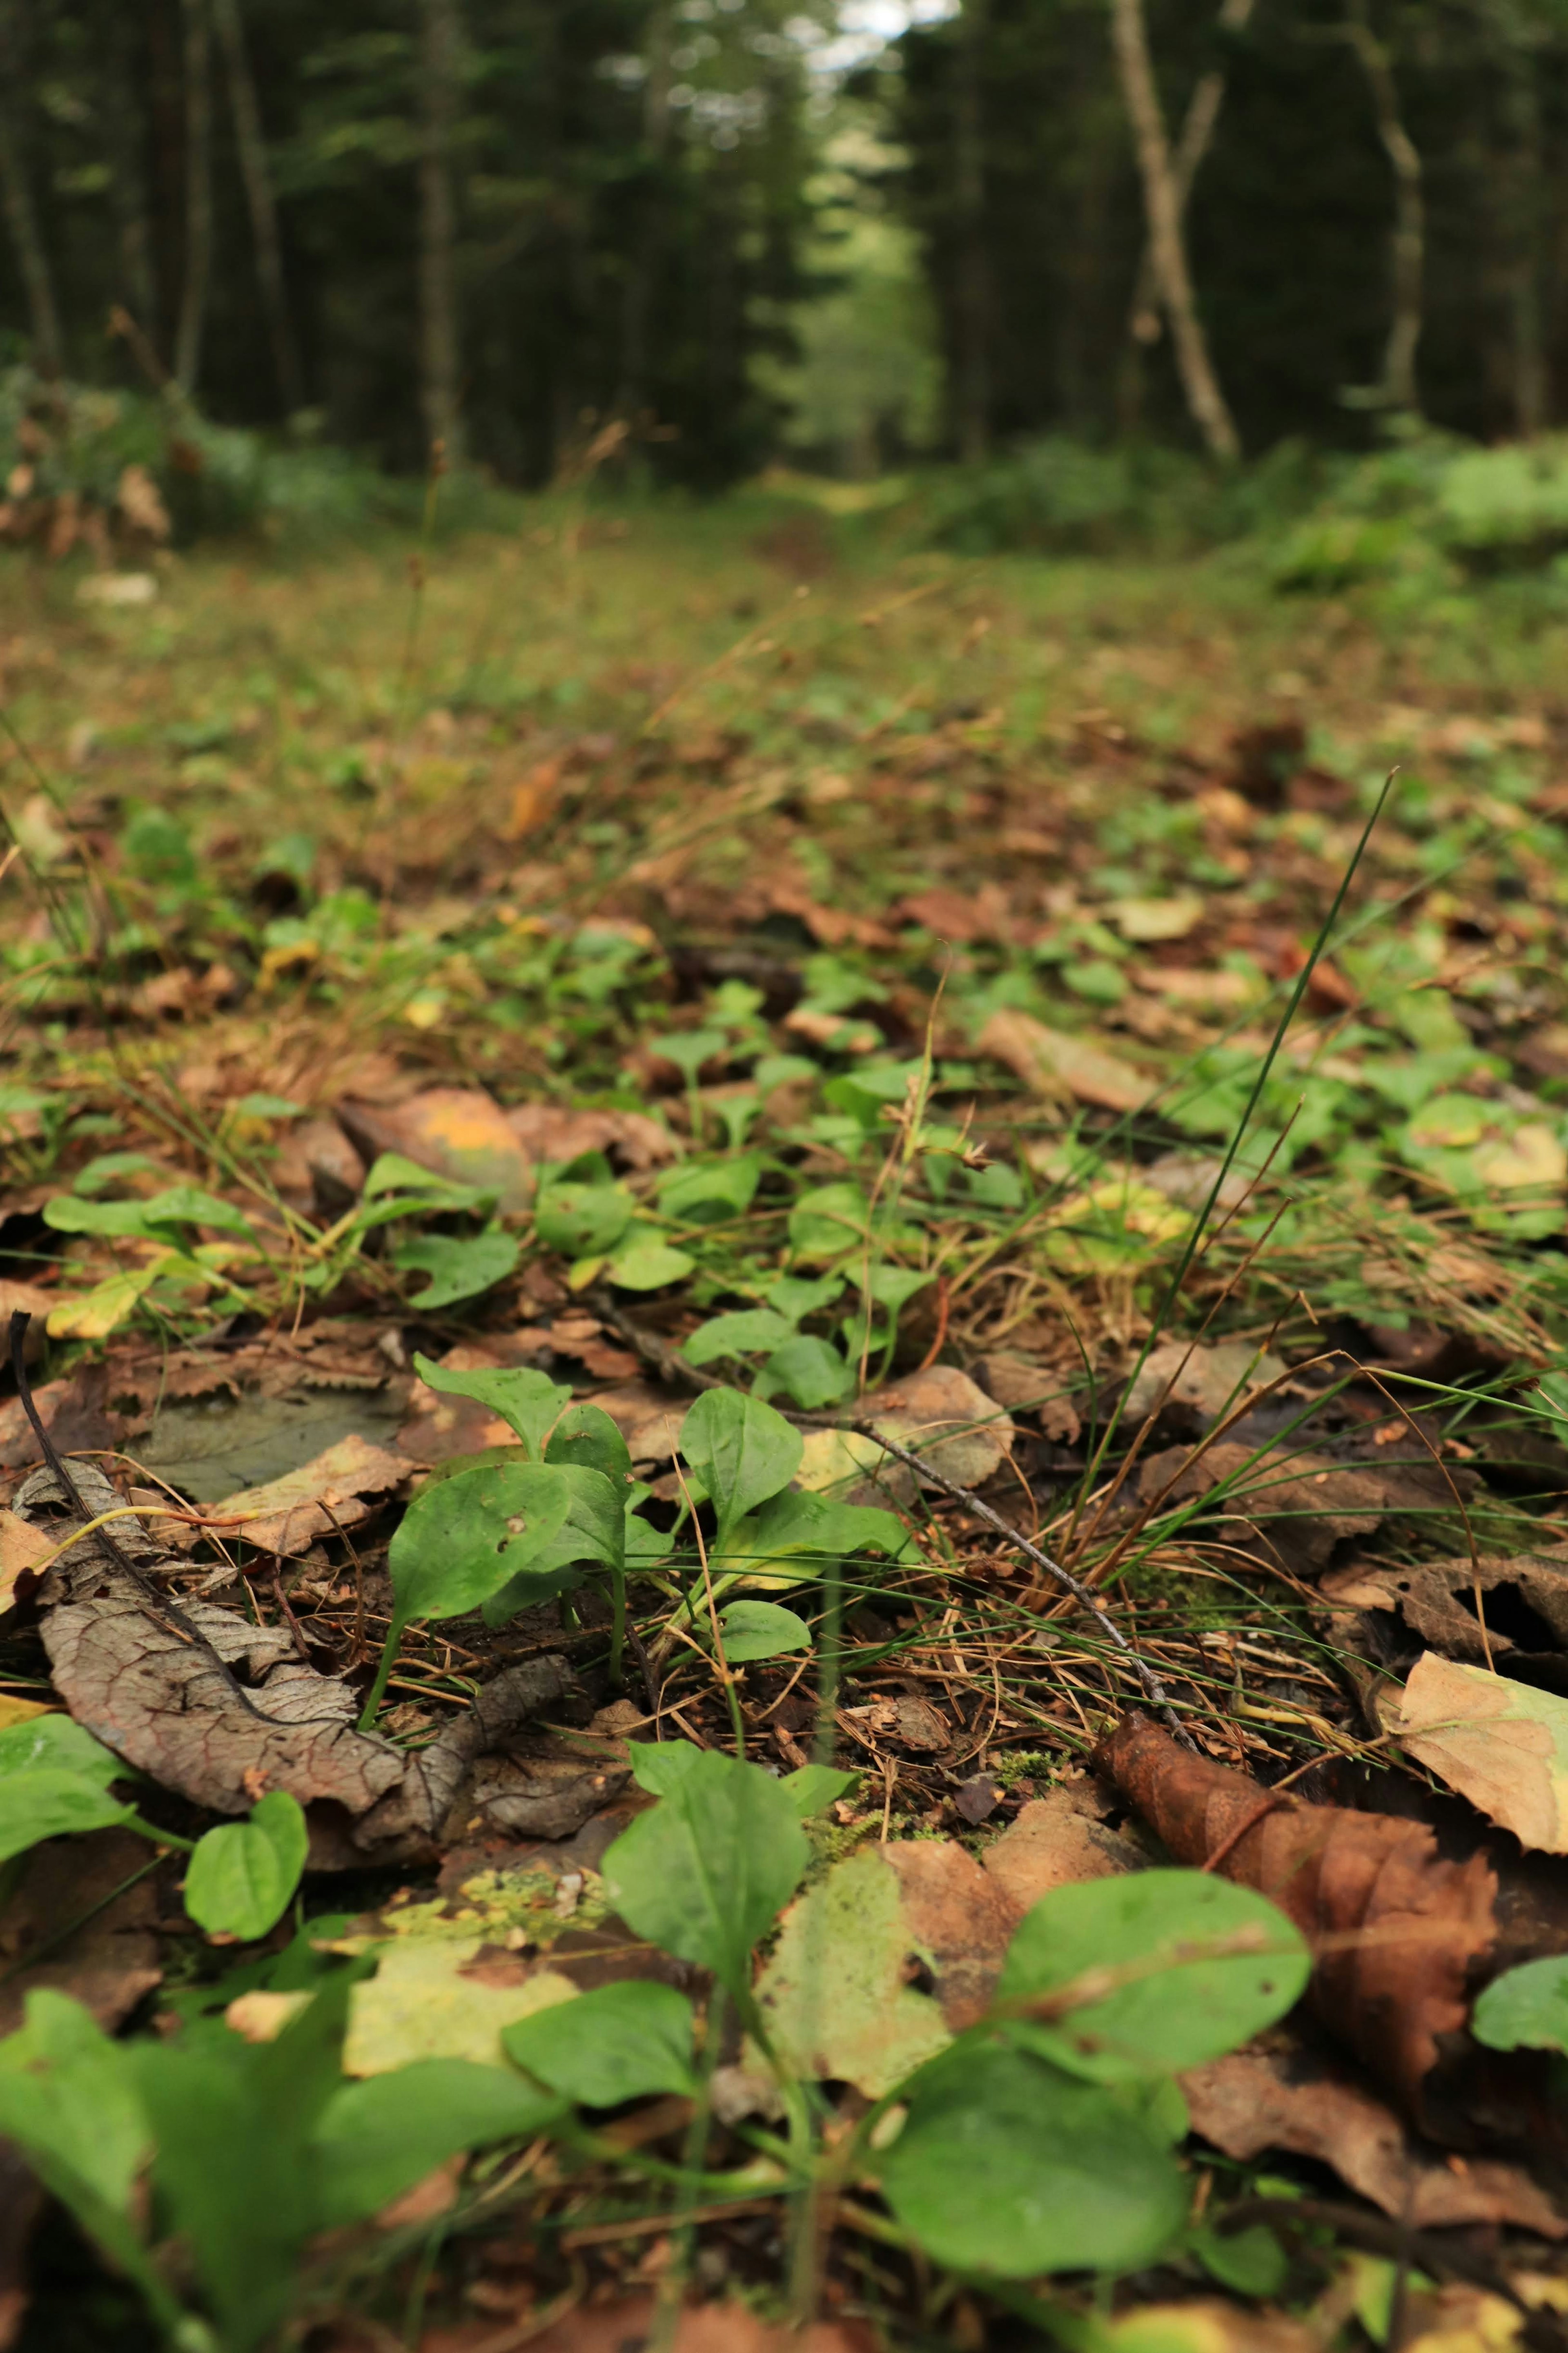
<box><xmin>336</xmin><ymin>1086</ymin><xmax>534</xmax><ymax>1210</ymax></box>
<box><xmin>1184</xmin><ymin>2032</ymin><xmax>1565</xmax><ymax>2235</ymax></box>
<box><xmin>1134</xmin><ymin>1439</ymin><xmax>1464</xmax><ymax>1579</ymax></box>
<box><xmin>1383</xmin><ymin>1653</ymin><xmax>1568</xmax><ymax>1854</ymax></box>
<box><xmin>1094</xmin><ymin>1713</ymin><xmax>1500</xmax><ymax>2138</ymax></box>
<box><xmin>978</xmin><ymin>1007</ymin><xmax>1155</xmax><ymax>1113</ymax></box>
<box><xmin>1322</xmin><ymin>1552</ymin><xmax>1568</xmax><ymax>1677</ymax></box>
<box><xmin>200</xmin><ymin>1434</ymin><xmax>409</xmax><ymax>1557</ymax></box>
<box><xmin>17</xmin><ymin>1459</ymin><xmax>570</xmax><ymax>1833</ymax></box>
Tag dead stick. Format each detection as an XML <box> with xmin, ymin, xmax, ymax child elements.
<box><xmin>846</xmin><ymin>1418</ymin><xmax>1195</xmax><ymax>1747</ymax></box>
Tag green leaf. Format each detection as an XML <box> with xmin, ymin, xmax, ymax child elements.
<box><xmin>601</xmin><ymin>1747</ymin><xmax>810</xmax><ymax>1999</ymax></box>
<box><xmin>755</xmin><ymin>1334</ymin><xmax>853</xmax><ymax>1409</ymax></box>
<box><xmin>392</xmin><ymin>1224</ymin><xmax>521</xmax><ymax>1309</ymax></box>
<box><xmin>713</xmin><ymin>1488</ymin><xmax>913</xmax><ymax>1588</ymax></box>
<box><xmin>312</xmin><ymin>2059</ymin><xmax>564</xmax><ymax>2229</ymax></box>
<box><xmin>679</xmin><ymin>1387</ymin><xmax>802</xmax><ymax>1543</ymax></box>
<box><xmin>780</xmin><ymin>1763</ymin><xmax>858</xmax><ymax>1818</ymax></box>
<box><xmin>656</xmin><ymin>1155</ymin><xmax>762</xmax><ymax>1225</ymax></box>
<box><xmin>648</xmin><ymin>1029</ymin><xmax>726</xmax><ymax>1082</ymax></box>
<box><xmin>995</xmin><ymin>1869</ymin><xmax>1310</xmax><ymax>2082</ymax></box>
<box><xmin>765</xmin><ymin>1272</ymin><xmax>844</xmax><ymax>1323</ymax></box>
<box><xmin>1472</xmin><ymin>1956</ymin><xmax>1568</xmax><ymax>2054</ymax></box>
<box><xmin>389</xmin><ymin>1459</ymin><xmax>574</xmax><ymax>1624</ymax></box>
<box><xmin>0</xmin><ymin>1989</ymin><xmax>150</xmax><ymax>2217</ymax></box>
<box><xmin>503</xmin><ymin>1981</ymin><xmax>698</xmax><ymax>2104</ymax></box>
<box><xmin>628</xmin><ymin>1739</ymin><xmax>704</xmax><ymax>1795</ymax></box>
<box><xmin>877</xmin><ymin>2041</ymin><xmax>1188</xmax><ymax>2278</ymax></box>
<box><xmin>788</xmin><ymin>1181</ymin><xmax>871</xmax><ymax>1263</ymax></box>
<box><xmin>0</xmin><ymin>1771</ymin><xmax>136</xmax><ymax>1864</ymax></box>
<box><xmin>71</xmin><ymin>1152</ymin><xmax>163</xmax><ymax>1197</ymax></box>
<box><xmin>183</xmin><ymin>1792</ymin><xmax>308</xmax><ymax>1943</ymax></box>
<box><xmin>477</xmin><ymin>1461</ymin><xmax>627</xmax><ymax>1625</ymax></box>
<box><xmin>865</xmin><ymin>1265</ymin><xmax>933</xmax><ymax>1312</ymax></box>
<box><xmin>715</xmin><ymin>1600</ymin><xmax>812</xmax><ymax>1661</ymax></box>
<box><xmin>605</xmin><ymin>1229</ymin><xmax>695</xmax><ymax>1290</ymax></box>
<box><xmin>362</xmin><ymin>1151</ymin><xmax>490</xmax><ymax>1208</ymax></box>
<box><xmin>1190</xmin><ymin>2221</ymin><xmax>1289</xmax><ymax>2298</ymax></box>
<box><xmin>546</xmin><ymin>1401</ymin><xmax>634</xmax><ymax>1484</ymax></box>
<box><xmin>0</xmin><ymin>1715</ymin><xmax>125</xmax><ymax>1789</ymax></box>
<box><xmin>140</xmin><ymin>1186</ymin><xmax>258</xmax><ymax>1237</ymax></box>
<box><xmin>682</xmin><ymin>1307</ymin><xmax>794</xmax><ymax>1365</ymax></box>
<box><xmin>535</xmin><ymin>1178</ymin><xmax>635</xmax><ymax>1257</ymax></box>
<box><xmin>412</xmin><ymin>1352</ymin><xmax>570</xmax><ymax>1456</ymax></box>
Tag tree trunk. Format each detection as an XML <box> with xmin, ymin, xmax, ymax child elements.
<box><xmin>1491</xmin><ymin>2</ymin><xmax>1546</xmax><ymax>436</ymax></box>
<box><xmin>953</xmin><ymin>0</ymin><xmax>989</xmax><ymax>464</ymax></box>
<box><xmin>212</xmin><ymin>0</ymin><xmax>302</xmax><ymax>414</ymax></box>
<box><xmin>1342</xmin><ymin>0</ymin><xmax>1423</xmax><ymax>412</ymax></box>
<box><xmin>0</xmin><ymin>7</ymin><xmax>64</xmax><ymax>376</ymax></box>
<box><xmin>174</xmin><ymin>0</ymin><xmax>213</xmax><ymax>395</ymax></box>
<box><xmin>97</xmin><ymin>0</ymin><xmax>158</xmax><ymax>331</ymax></box>
<box><xmin>1124</xmin><ymin>0</ymin><xmax>1257</xmax><ymax>348</ymax></box>
<box><xmin>1109</xmin><ymin>0</ymin><xmax>1239</xmax><ymax>458</ymax></box>
<box><xmin>617</xmin><ymin>1</ymin><xmax>672</xmax><ymax>418</ymax></box>
<box><xmin>418</xmin><ymin>0</ymin><xmax>463</xmax><ymax>459</ymax></box>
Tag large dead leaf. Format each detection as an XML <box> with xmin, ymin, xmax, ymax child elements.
<box><xmin>0</xmin><ymin>1513</ymin><xmax>52</xmax><ymax>1613</ymax></box>
<box><xmin>336</xmin><ymin>1086</ymin><xmax>533</xmax><ymax>1211</ymax></box>
<box><xmin>18</xmin><ymin>1459</ymin><xmax>569</xmax><ymax>1829</ymax></box>
<box><xmin>978</xmin><ymin>1007</ymin><xmax>1154</xmax><ymax>1112</ymax></box>
<box><xmin>978</xmin><ymin>1776</ymin><xmax>1149</xmax><ymax>1910</ymax></box>
<box><xmin>588</xmin><ymin>1383</ymin><xmax>685</xmax><ymax>1467</ymax></box>
<box><xmin>1125</xmin><ymin>1339</ymin><xmax>1286</xmax><ymax>1428</ymax></box>
<box><xmin>1384</xmin><ymin>1654</ymin><xmax>1568</xmax><ymax>1853</ymax></box>
<box><xmin>1135</xmin><ymin>1437</ymin><xmax>1463</xmax><ymax>1579</ymax></box>
<box><xmin>139</xmin><ymin>1387</ymin><xmax>408</xmax><ymax>1506</ymax></box>
<box><xmin>1185</xmin><ymin>2032</ymin><xmax>1564</xmax><ymax>2235</ymax></box>
<box><xmin>1096</xmin><ymin>1713</ymin><xmax>1499</xmax><ymax>2135</ymax></box>
<box><xmin>200</xmin><ymin>1433</ymin><xmax>409</xmax><ymax>1555</ymax></box>
<box><xmin>0</xmin><ymin>1371</ymin><xmax>115</xmax><ymax>1472</ymax></box>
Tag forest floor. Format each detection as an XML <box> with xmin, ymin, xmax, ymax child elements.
<box><xmin>5</xmin><ymin>492</ymin><xmax>1568</xmax><ymax>2351</ymax></box>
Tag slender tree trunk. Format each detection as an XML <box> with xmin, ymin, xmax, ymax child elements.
<box><xmin>98</xmin><ymin>2</ymin><xmax>158</xmax><ymax>330</ymax></box>
<box><xmin>1124</xmin><ymin>0</ymin><xmax>1257</xmax><ymax>347</ymax></box>
<box><xmin>212</xmin><ymin>0</ymin><xmax>302</xmax><ymax>414</ymax></box>
<box><xmin>418</xmin><ymin>0</ymin><xmax>463</xmax><ymax>459</ymax></box>
<box><xmin>1492</xmin><ymin>4</ymin><xmax>1546</xmax><ymax>436</ymax></box>
<box><xmin>174</xmin><ymin>0</ymin><xmax>213</xmax><ymax>395</ymax></box>
<box><xmin>1109</xmin><ymin>0</ymin><xmax>1240</xmax><ymax>457</ymax></box>
<box><xmin>617</xmin><ymin>1</ymin><xmax>673</xmax><ymax>418</ymax></box>
<box><xmin>1342</xmin><ymin>0</ymin><xmax>1423</xmax><ymax>412</ymax></box>
<box><xmin>0</xmin><ymin>7</ymin><xmax>64</xmax><ymax>375</ymax></box>
<box><xmin>953</xmin><ymin>0</ymin><xmax>989</xmax><ymax>464</ymax></box>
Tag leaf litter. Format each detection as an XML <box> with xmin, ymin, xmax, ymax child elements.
<box><xmin>7</xmin><ymin>524</ymin><xmax>1568</xmax><ymax>2345</ymax></box>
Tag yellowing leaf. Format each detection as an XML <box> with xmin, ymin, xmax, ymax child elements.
<box><xmin>203</xmin><ymin>1435</ymin><xmax>409</xmax><ymax>1558</ymax></box>
<box><xmin>1385</xmin><ymin>1653</ymin><xmax>1568</xmax><ymax>1853</ymax></box>
<box><xmin>46</xmin><ymin>1265</ymin><xmax>159</xmax><ymax>1340</ymax></box>
<box><xmin>1471</xmin><ymin>1122</ymin><xmax>1566</xmax><ymax>1194</ymax></box>
<box><xmin>343</xmin><ymin>1937</ymin><xmax>578</xmax><ymax>2076</ymax></box>
<box><xmin>0</xmin><ymin>1695</ymin><xmax>54</xmax><ymax>1732</ymax></box>
<box><xmin>1108</xmin><ymin>894</ymin><xmax>1204</xmax><ymax>943</ymax></box>
<box><xmin>978</xmin><ymin>1010</ymin><xmax>1154</xmax><ymax>1113</ymax></box>
<box><xmin>754</xmin><ymin>1846</ymin><xmax>953</xmax><ymax>2097</ymax></box>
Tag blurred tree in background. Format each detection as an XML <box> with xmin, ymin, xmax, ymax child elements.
<box><xmin>1</xmin><ymin>0</ymin><xmax>1567</xmax><ymax>482</ymax></box>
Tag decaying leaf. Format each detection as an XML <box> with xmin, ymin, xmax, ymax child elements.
<box><xmin>343</xmin><ymin>1941</ymin><xmax>578</xmax><ymax>2076</ymax></box>
<box><xmin>1094</xmin><ymin>1713</ymin><xmax>1499</xmax><ymax>2134</ymax></box>
<box><xmin>1184</xmin><ymin>2032</ymin><xmax>1565</xmax><ymax>2235</ymax></box>
<box><xmin>865</xmin><ymin>1363</ymin><xmax>1015</xmax><ymax>1490</ymax></box>
<box><xmin>0</xmin><ymin>1514</ymin><xmax>53</xmax><ymax>1612</ymax></box>
<box><xmin>446</xmin><ymin>2300</ymin><xmax>876</xmax><ymax>2353</ymax></box>
<box><xmin>16</xmin><ymin>1458</ymin><xmax>571</xmax><ymax>1834</ymax></box>
<box><xmin>200</xmin><ymin>1434</ymin><xmax>409</xmax><ymax>1556</ymax></box>
<box><xmin>1134</xmin><ymin>1437</ymin><xmax>1464</xmax><ymax>1579</ymax></box>
<box><xmin>588</xmin><ymin>1383</ymin><xmax>686</xmax><ymax>1467</ymax></box>
<box><xmin>755</xmin><ymin>1845</ymin><xmax>956</xmax><ymax>2096</ymax></box>
<box><xmin>1099</xmin><ymin>2300</ymin><xmax>1316</xmax><ymax>2353</ymax></box>
<box><xmin>1384</xmin><ymin>1653</ymin><xmax>1568</xmax><ymax>1853</ymax></box>
<box><xmin>1322</xmin><ymin>1552</ymin><xmax>1568</xmax><ymax>1676</ymax></box>
<box><xmin>336</xmin><ymin>1087</ymin><xmax>534</xmax><ymax>1211</ymax></box>
<box><xmin>978</xmin><ymin>1775</ymin><xmax>1150</xmax><ymax>1910</ymax></box>
<box><xmin>506</xmin><ymin>1101</ymin><xmax>675</xmax><ymax>1171</ymax></box>
<box><xmin>978</xmin><ymin>1008</ymin><xmax>1155</xmax><ymax>1112</ymax></box>
<box><xmin>1124</xmin><ymin>1339</ymin><xmax>1287</xmax><ymax>1428</ymax></box>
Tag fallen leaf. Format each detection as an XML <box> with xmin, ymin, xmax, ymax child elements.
<box><xmin>1321</xmin><ymin>1552</ymin><xmax>1568</xmax><ymax>1674</ymax></box>
<box><xmin>972</xmin><ymin>1353</ymin><xmax>1078</xmax><ymax>1436</ymax></box>
<box><xmin>953</xmin><ymin>1773</ymin><xmax>1003</xmax><ymax>1823</ymax></box>
<box><xmin>472</xmin><ymin>1753</ymin><xmax>632</xmax><ymax>1839</ymax></box>
<box><xmin>588</xmin><ymin>1383</ymin><xmax>686</xmax><ymax>1466</ymax></box>
<box><xmin>202</xmin><ymin>1434</ymin><xmax>410</xmax><ymax>1556</ymax></box>
<box><xmin>881</xmin><ymin>1837</ymin><xmax>1023</xmax><ymax>2030</ymax></box>
<box><xmin>1385</xmin><ymin>1654</ymin><xmax>1568</xmax><ymax>1853</ymax></box>
<box><xmin>507</xmin><ymin>1102</ymin><xmax>675</xmax><ymax>1171</ymax></box>
<box><xmin>428</xmin><ymin>2299</ymin><xmax>876</xmax><ymax>2353</ymax></box>
<box><xmin>0</xmin><ymin>1372</ymin><xmax>115</xmax><ymax>1472</ymax></box>
<box><xmin>1124</xmin><ymin>1339</ymin><xmax>1286</xmax><ymax>1427</ymax></box>
<box><xmin>978</xmin><ymin>1008</ymin><xmax>1154</xmax><ymax>1113</ymax></box>
<box><xmin>1107</xmin><ymin>893</ymin><xmax>1204</xmax><ymax>942</ymax></box>
<box><xmin>979</xmin><ymin>1779</ymin><xmax>1148</xmax><ymax>1911</ymax></box>
<box><xmin>0</xmin><ymin>1825</ymin><xmax>161</xmax><ymax>2037</ymax></box>
<box><xmin>1135</xmin><ymin>1439</ymin><xmax>1462</xmax><ymax>1579</ymax></box>
<box><xmin>1096</xmin><ymin>1712</ymin><xmax>1498</xmax><ymax>2134</ymax></box>
<box><xmin>336</xmin><ymin>1087</ymin><xmax>534</xmax><ymax>1211</ymax></box>
<box><xmin>754</xmin><ymin>1846</ymin><xmax>956</xmax><ymax>2096</ymax></box>
<box><xmin>0</xmin><ymin>1513</ymin><xmax>53</xmax><ymax>1609</ymax></box>
<box><xmin>1185</xmin><ymin>2033</ymin><xmax>1564</xmax><ymax>2235</ymax></box>
<box><xmin>140</xmin><ymin>1385</ymin><xmax>408</xmax><ymax>1506</ymax></box>
<box><xmin>1101</xmin><ymin>2299</ymin><xmax>1316</xmax><ymax>2353</ymax></box>
<box><xmin>343</xmin><ymin>1940</ymin><xmax>577</xmax><ymax>2076</ymax></box>
<box><xmin>867</xmin><ymin>1363</ymin><xmax>1015</xmax><ymax>1490</ymax></box>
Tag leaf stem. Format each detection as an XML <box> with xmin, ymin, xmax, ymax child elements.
<box><xmin>356</xmin><ymin>1612</ymin><xmax>405</xmax><ymax>1733</ymax></box>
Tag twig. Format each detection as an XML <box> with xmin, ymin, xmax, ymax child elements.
<box><xmin>846</xmin><ymin>1419</ymin><xmax>1195</xmax><ymax>1746</ymax></box>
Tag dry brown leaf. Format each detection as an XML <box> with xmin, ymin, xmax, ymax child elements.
<box><xmin>588</xmin><ymin>1383</ymin><xmax>686</xmax><ymax>1466</ymax></box>
<box><xmin>506</xmin><ymin>1101</ymin><xmax>675</xmax><ymax>1171</ymax></box>
<box><xmin>1135</xmin><ymin>1437</ymin><xmax>1460</xmax><ymax>1578</ymax></box>
<box><xmin>979</xmin><ymin>1778</ymin><xmax>1148</xmax><ymax>1911</ymax></box>
<box><xmin>1124</xmin><ymin>1338</ymin><xmax>1286</xmax><ymax>1427</ymax></box>
<box><xmin>1184</xmin><ymin>2034</ymin><xmax>1564</xmax><ymax>2235</ymax></box>
<box><xmin>1383</xmin><ymin>1654</ymin><xmax>1568</xmax><ymax>1853</ymax></box>
<box><xmin>1095</xmin><ymin>1713</ymin><xmax>1499</xmax><ymax>2134</ymax></box>
<box><xmin>336</xmin><ymin>1087</ymin><xmax>533</xmax><ymax>1211</ymax></box>
<box><xmin>867</xmin><ymin>1363</ymin><xmax>1015</xmax><ymax>1489</ymax></box>
<box><xmin>424</xmin><ymin>2299</ymin><xmax>877</xmax><ymax>2353</ymax></box>
<box><xmin>0</xmin><ymin>1371</ymin><xmax>115</xmax><ymax>1472</ymax></box>
<box><xmin>1321</xmin><ymin>1552</ymin><xmax>1568</xmax><ymax>1674</ymax></box>
<box><xmin>0</xmin><ymin>1511</ymin><xmax>53</xmax><ymax>1610</ymax></box>
<box><xmin>978</xmin><ymin>1007</ymin><xmax>1154</xmax><ymax>1112</ymax></box>
<box><xmin>203</xmin><ymin>1434</ymin><xmax>409</xmax><ymax>1557</ymax></box>
<box><xmin>880</xmin><ymin>1838</ymin><xmax>1022</xmax><ymax>2029</ymax></box>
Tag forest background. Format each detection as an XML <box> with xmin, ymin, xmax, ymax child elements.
<box><xmin>0</xmin><ymin>0</ymin><xmax>1557</xmax><ymax>504</ymax></box>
